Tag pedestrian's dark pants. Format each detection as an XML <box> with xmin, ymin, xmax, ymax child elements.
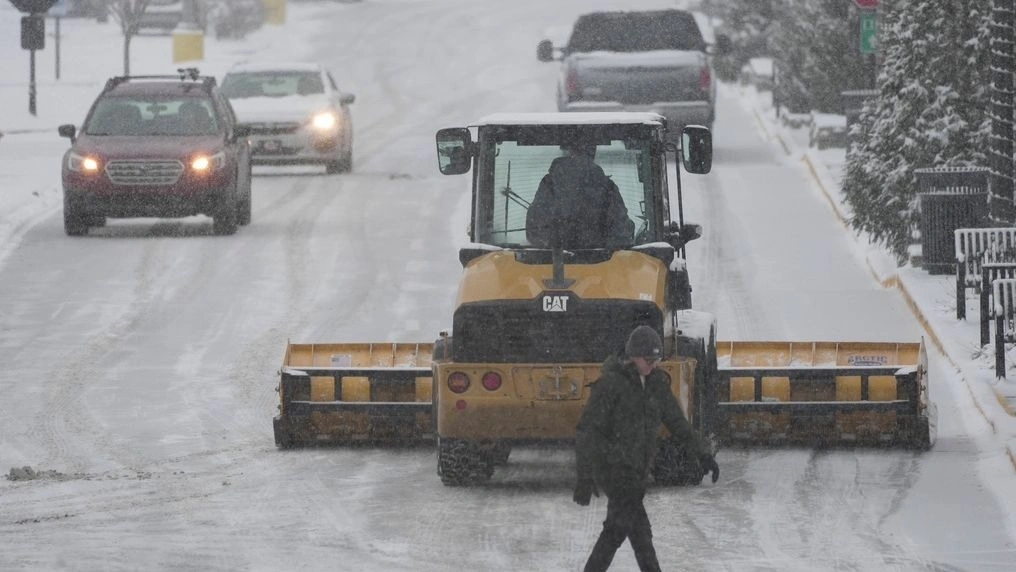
<box><xmin>583</xmin><ymin>487</ymin><xmax>661</xmax><ymax>572</ymax></box>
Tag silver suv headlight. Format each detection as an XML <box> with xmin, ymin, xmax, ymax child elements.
<box><xmin>310</xmin><ymin>111</ymin><xmax>338</xmax><ymax>131</ymax></box>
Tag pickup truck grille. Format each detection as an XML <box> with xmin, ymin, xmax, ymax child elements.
<box><xmin>106</xmin><ymin>160</ymin><xmax>184</xmax><ymax>185</ymax></box>
<box><xmin>452</xmin><ymin>299</ymin><xmax>662</xmax><ymax>363</ymax></box>
<box><xmin>246</xmin><ymin>122</ymin><xmax>301</xmax><ymax>135</ymax></box>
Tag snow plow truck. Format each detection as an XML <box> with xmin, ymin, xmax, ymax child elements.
<box><xmin>273</xmin><ymin>112</ymin><xmax>936</xmax><ymax>486</ymax></box>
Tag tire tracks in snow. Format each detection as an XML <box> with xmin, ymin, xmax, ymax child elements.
<box><xmin>32</xmin><ymin>240</ymin><xmax>171</xmax><ymax>473</ymax></box>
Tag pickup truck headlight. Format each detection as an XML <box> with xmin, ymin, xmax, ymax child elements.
<box><xmin>310</xmin><ymin>111</ymin><xmax>338</xmax><ymax>130</ymax></box>
<box><xmin>67</xmin><ymin>151</ymin><xmax>101</xmax><ymax>173</ymax></box>
<box><xmin>191</xmin><ymin>150</ymin><xmax>226</xmax><ymax>172</ymax></box>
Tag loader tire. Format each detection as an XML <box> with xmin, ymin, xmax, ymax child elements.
<box><xmin>696</xmin><ymin>325</ymin><xmax>719</xmax><ymax>437</ymax></box>
<box><xmin>675</xmin><ymin>314</ymin><xmax>719</xmax><ymax>437</ymax></box>
<box><xmin>437</xmin><ymin>438</ymin><xmax>494</xmax><ymax>486</ymax></box>
<box><xmin>652</xmin><ymin>437</ymin><xmax>704</xmax><ymax>486</ymax></box>
<box><xmin>489</xmin><ymin>442</ymin><xmax>511</xmax><ymax>465</ymax></box>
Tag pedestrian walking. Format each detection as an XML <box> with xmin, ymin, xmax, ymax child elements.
<box><xmin>574</xmin><ymin>325</ymin><xmax>720</xmax><ymax>572</ymax></box>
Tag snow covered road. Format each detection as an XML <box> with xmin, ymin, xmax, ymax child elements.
<box><xmin>1</xmin><ymin>1</ymin><xmax>1014</xmax><ymax>570</ymax></box>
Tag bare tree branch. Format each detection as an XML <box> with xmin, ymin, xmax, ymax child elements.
<box><xmin>100</xmin><ymin>0</ymin><xmax>153</xmax><ymax>74</ymax></box>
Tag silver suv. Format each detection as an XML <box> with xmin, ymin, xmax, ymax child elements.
<box><xmin>220</xmin><ymin>62</ymin><xmax>355</xmax><ymax>174</ymax></box>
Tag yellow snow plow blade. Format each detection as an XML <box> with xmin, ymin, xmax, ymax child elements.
<box><xmin>713</xmin><ymin>340</ymin><xmax>934</xmax><ymax>449</ymax></box>
<box><xmin>273</xmin><ymin>342</ymin><xmax>434</xmax><ymax>447</ymax></box>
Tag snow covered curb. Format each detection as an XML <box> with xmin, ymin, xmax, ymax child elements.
<box><xmin>737</xmin><ymin>81</ymin><xmax>1015</xmax><ymax>469</ymax></box>
<box><xmin>769</xmin><ymin>101</ymin><xmax>1016</xmax><ymax>472</ymax></box>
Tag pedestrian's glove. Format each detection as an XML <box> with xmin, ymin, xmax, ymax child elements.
<box><xmin>700</xmin><ymin>453</ymin><xmax>720</xmax><ymax>483</ymax></box>
<box><xmin>573</xmin><ymin>478</ymin><xmax>600</xmax><ymax>506</ymax></box>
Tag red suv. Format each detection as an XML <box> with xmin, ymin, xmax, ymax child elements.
<box><xmin>58</xmin><ymin>70</ymin><xmax>252</xmax><ymax>236</ymax></box>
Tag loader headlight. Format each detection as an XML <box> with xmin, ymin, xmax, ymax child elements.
<box><xmin>68</xmin><ymin>151</ymin><xmax>101</xmax><ymax>173</ymax></box>
<box><xmin>447</xmin><ymin>372</ymin><xmax>470</xmax><ymax>394</ymax></box>
<box><xmin>310</xmin><ymin>111</ymin><xmax>338</xmax><ymax>130</ymax></box>
<box><xmin>191</xmin><ymin>150</ymin><xmax>226</xmax><ymax>172</ymax></box>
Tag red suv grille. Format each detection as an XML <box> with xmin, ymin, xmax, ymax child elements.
<box><xmin>106</xmin><ymin>160</ymin><xmax>185</xmax><ymax>185</ymax></box>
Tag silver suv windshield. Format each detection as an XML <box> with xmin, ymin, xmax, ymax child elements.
<box><xmin>84</xmin><ymin>96</ymin><xmax>219</xmax><ymax>136</ymax></box>
<box><xmin>220</xmin><ymin>71</ymin><xmax>325</xmax><ymax>98</ymax></box>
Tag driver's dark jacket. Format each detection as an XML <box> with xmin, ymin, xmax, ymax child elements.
<box><xmin>526</xmin><ymin>155</ymin><xmax>632</xmax><ymax>249</ymax></box>
<box><xmin>575</xmin><ymin>353</ymin><xmax>706</xmax><ymax>489</ymax></box>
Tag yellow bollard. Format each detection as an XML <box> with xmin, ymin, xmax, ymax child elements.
<box><xmin>262</xmin><ymin>0</ymin><xmax>286</xmax><ymax>25</ymax></box>
<box><xmin>172</xmin><ymin>28</ymin><xmax>204</xmax><ymax>63</ymax></box>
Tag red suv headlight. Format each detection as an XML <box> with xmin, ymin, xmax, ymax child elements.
<box><xmin>67</xmin><ymin>151</ymin><xmax>101</xmax><ymax>174</ymax></box>
<box><xmin>190</xmin><ymin>150</ymin><xmax>227</xmax><ymax>173</ymax></box>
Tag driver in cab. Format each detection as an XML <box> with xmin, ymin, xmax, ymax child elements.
<box><xmin>526</xmin><ymin>139</ymin><xmax>634</xmax><ymax>250</ymax></box>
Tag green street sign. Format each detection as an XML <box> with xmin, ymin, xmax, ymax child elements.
<box><xmin>860</xmin><ymin>10</ymin><xmax>877</xmax><ymax>54</ymax></box>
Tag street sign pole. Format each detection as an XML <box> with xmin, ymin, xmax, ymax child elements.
<box><xmin>29</xmin><ymin>46</ymin><xmax>36</xmax><ymax>116</ymax></box>
<box><xmin>10</xmin><ymin>0</ymin><xmax>59</xmax><ymax>116</ymax></box>
<box><xmin>856</xmin><ymin>6</ymin><xmax>879</xmax><ymax>90</ymax></box>
<box><xmin>54</xmin><ymin>16</ymin><xmax>60</xmax><ymax>81</ymax></box>
<box><xmin>859</xmin><ymin>10</ymin><xmax>877</xmax><ymax>54</ymax></box>
<box><xmin>49</xmin><ymin>0</ymin><xmax>65</xmax><ymax>80</ymax></box>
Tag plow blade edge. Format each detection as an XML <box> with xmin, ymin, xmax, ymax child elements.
<box><xmin>711</xmin><ymin>340</ymin><xmax>935</xmax><ymax>449</ymax></box>
<box><xmin>273</xmin><ymin>342</ymin><xmax>434</xmax><ymax>447</ymax></box>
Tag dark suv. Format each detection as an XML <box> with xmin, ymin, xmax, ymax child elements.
<box><xmin>58</xmin><ymin>69</ymin><xmax>252</xmax><ymax>236</ymax></box>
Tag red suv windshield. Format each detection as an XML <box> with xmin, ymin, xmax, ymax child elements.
<box><xmin>84</xmin><ymin>96</ymin><xmax>220</xmax><ymax>136</ymax></box>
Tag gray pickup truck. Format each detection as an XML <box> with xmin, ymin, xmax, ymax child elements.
<box><xmin>538</xmin><ymin>9</ymin><xmax>728</xmax><ymax>135</ymax></box>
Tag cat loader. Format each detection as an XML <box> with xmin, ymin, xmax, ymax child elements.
<box><xmin>273</xmin><ymin>112</ymin><xmax>936</xmax><ymax>486</ymax></box>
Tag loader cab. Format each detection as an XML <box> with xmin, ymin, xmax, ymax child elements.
<box><xmin>435</xmin><ymin>113</ymin><xmax>711</xmax><ymax>260</ymax></box>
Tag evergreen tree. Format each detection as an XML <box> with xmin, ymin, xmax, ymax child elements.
<box><xmin>771</xmin><ymin>0</ymin><xmax>869</xmax><ymax>113</ymax></box>
<box><xmin>842</xmin><ymin>0</ymin><xmax>991</xmax><ymax>261</ymax></box>
<box><xmin>706</xmin><ymin>0</ymin><xmax>778</xmax><ymax>81</ymax></box>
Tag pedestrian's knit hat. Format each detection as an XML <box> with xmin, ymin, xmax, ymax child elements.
<box><xmin>625</xmin><ymin>325</ymin><xmax>662</xmax><ymax>359</ymax></box>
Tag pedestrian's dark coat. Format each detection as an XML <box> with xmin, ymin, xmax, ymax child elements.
<box><xmin>575</xmin><ymin>352</ymin><xmax>706</xmax><ymax>489</ymax></box>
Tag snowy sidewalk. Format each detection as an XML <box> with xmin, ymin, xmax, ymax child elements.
<box><xmin>730</xmin><ymin>82</ymin><xmax>1016</xmax><ymax>470</ymax></box>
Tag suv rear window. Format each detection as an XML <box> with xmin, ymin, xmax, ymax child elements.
<box><xmin>568</xmin><ymin>11</ymin><xmax>705</xmax><ymax>53</ymax></box>
<box><xmin>84</xmin><ymin>96</ymin><xmax>219</xmax><ymax>136</ymax></box>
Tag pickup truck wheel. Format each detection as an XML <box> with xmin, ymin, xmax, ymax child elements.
<box><xmin>63</xmin><ymin>194</ymin><xmax>90</xmax><ymax>236</ymax></box>
<box><xmin>213</xmin><ymin>178</ymin><xmax>240</xmax><ymax>235</ymax></box>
